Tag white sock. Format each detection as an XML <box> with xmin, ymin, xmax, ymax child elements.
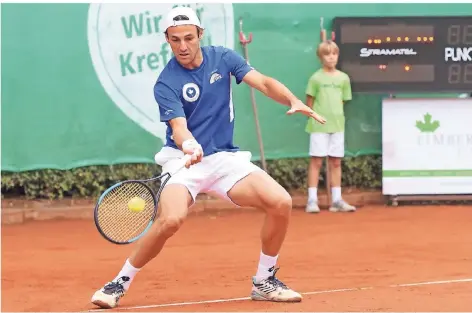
<box><xmin>308</xmin><ymin>187</ymin><xmax>318</xmax><ymax>201</ymax></box>
<box><xmin>113</xmin><ymin>259</ymin><xmax>140</xmax><ymax>291</ymax></box>
<box><xmin>332</xmin><ymin>187</ymin><xmax>342</xmax><ymax>203</ymax></box>
<box><xmin>255</xmin><ymin>251</ymin><xmax>278</xmax><ymax>281</ymax></box>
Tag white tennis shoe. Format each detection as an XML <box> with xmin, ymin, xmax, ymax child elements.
<box><xmin>305</xmin><ymin>199</ymin><xmax>320</xmax><ymax>213</ymax></box>
<box><xmin>251</xmin><ymin>267</ymin><xmax>302</xmax><ymax>302</ymax></box>
<box><xmin>91</xmin><ymin>276</ymin><xmax>128</xmax><ymax>309</ymax></box>
<box><xmin>329</xmin><ymin>200</ymin><xmax>356</xmax><ymax>212</ymax></box>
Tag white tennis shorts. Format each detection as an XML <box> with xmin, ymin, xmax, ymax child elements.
<box><xmin>309</xmin><ymin>132</ymin><xmax>345</xmax><ymax>157</ymax></box>
<box><xmin>154</xmin><ymin>147</ymin><xmax>262</xmax><ymax>205</ymax></box>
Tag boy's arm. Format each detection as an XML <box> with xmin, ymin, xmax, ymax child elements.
<box><xmin>305</xmin><ymin>75</ymin><xmax>318</xmax><ymax>108</ymax></box>
<box><xmin>306</xmin><ymin>95</ymin><xmax>315</xmax><ymax>109</ymax></box>
<box><xmin>342</xmin><ymin>75</ymin><xmax>352</xmax><ymax>104</ymax></box>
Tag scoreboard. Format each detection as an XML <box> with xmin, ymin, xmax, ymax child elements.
<box><xmin>333</xmin><ymin>16</ymin><xmax>472</xmax><ymax>93</ymax></box>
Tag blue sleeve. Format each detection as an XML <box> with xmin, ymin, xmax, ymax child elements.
<box><xmin>223</xmin><ymin>48</ymin><xmax>253</xmax><ymax>84</ymax></box>
<box><xmin>153</xmin><ymin>81</ymin><xmax>185</xmax><ymax>122</ymax></box>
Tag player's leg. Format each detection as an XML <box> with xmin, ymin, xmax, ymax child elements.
<box><xmin>228</xmin><ymin>170</ymin><xmax>291</xmax><ymax>254</ymax></box>
<box><xmin>306</xmin><ymin>133</ymin><xmax>329</xmax><ymax>213</ymax></box>
<box><xmin>226</xmin><ymin>171</ymin><xmax>302</xmax><ymax>302</ymax></box>
<box><xmin>91</xmin><ymin>184</ymin><xmax>192</xmax><ymax>308</ymax></box>
<box><xmin>327</xmin><ymin>132</ymin><xmax>355</xmax><ymax>212</ymax></box>
<box><xmin>128</xmin><ymin>185</ymin><xmax>192</xmax><ymax>268</ymax></box>
<box><xmin>195</xmin><ymin>151</ymin><xmax>301</xmax><ymax>302</ymax></box>
<box><xmin>91</xmin><ymin>160</ymin><xmax>201</xmax><ymax>309</ymax></box>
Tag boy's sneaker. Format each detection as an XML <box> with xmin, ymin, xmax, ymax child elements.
<box><xmin>329</xmin><ymin>200</ymin><xmax>356</xmax><ymax>212</ymax></box>
<box><xmin>305</xmin><ymin>199</ymin><xmax>320</xmax><ymax>213</ymax></box>
<box><xmin>91</xmin><ymin>276</ymin><xmax>129</xmax><ymax>309</ymax></box>
<box><xmin>251</xmin><ymin>267</ymin><xmax>302</xmax><ymax>302</ymax></box>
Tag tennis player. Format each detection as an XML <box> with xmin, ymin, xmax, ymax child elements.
<box><xmin>91</xmin><ymin>6</ymin><xmax>326</xmax><ymax>309</ymax></box>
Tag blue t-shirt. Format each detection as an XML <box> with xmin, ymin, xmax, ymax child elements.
<box><xmin>153</xmin><ymin>46</ymin><xmax>253</xmax><ymax>157</ymax></box>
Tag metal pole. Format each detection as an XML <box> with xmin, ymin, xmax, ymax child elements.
<box><xmin>320</xmin><ymin>17</ymin><xmax>332</xmax><ymax>205</ymax></box>
<box><xmin>239</xmin><ymin>18</ymin><xmax>268</xmax><ymax>173</ymax></box>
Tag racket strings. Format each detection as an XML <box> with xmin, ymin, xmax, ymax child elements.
<box><xmin>96</xmin><ymin>182</ymin><xmax>156</xmax><ymax>243</ymax></box>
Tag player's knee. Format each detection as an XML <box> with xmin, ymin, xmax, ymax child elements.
<box><xmin>270</xmin><ymin>192</ymin><xmax>292</xmax><ymax>219</ymax></box>
<box><xmin>159</xmin><ymin>215</ymin><xmax>185</xmax><ymax>238</ymax></box>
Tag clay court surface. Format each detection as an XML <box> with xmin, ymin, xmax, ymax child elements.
<box><xmin>2</xmin><ymin>204</ymin><xmax>472</xmax><ymax>312</ymax></box>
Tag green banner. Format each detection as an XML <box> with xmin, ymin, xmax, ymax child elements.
<box><xmin>383</xmin><ymin>170</ymin><xmax>472</xmax><ymax>178</ymax></box>
<box><xmin>2</xmin><ymin>3</ymin><xmax>470</xmax><ymax>172</ymax></box>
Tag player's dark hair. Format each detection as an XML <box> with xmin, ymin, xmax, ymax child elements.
<box><xmin>164</xmin><ymin>14</ymin><xmax>201</xmax><ymax>38</ymax></box>
<box><xmin>173</xmin><ymin>15</ymin><xmax>190</xmax><ymax>21</ymax></box>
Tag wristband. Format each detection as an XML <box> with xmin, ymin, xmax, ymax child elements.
<box><xmin>182</xmin><ymin>139</ymin><xmax>201</xmax><ymax>152</ymax></box>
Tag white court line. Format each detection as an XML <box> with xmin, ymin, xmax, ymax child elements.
<box><xmin>390</xmin><ymin>278</ymin><xmax>472</xmax><ymax>287</ymax></box>
<box><xmin>88</xmin><ymin>277</ymin><xmax>472</xmax><ymax>312</ymax></box>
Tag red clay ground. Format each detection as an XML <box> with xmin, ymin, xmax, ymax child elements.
<box><xmin>2</xmin><ymin>204</ymin><xmax>472</xmax><ymax>312</ymax></box>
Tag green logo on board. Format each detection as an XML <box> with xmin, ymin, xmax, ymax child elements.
<box><xmin>416</xmin><ymin>113</ymin><xmax>440</xmax><ymax>133</ymax></box>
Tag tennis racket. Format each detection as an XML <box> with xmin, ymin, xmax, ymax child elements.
<box><xmin>94</xmin><ymin>154</ymin><xmax>192</xmax><ymax>245</ymax></box>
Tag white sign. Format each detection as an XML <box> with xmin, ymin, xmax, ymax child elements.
<box><xmin>87</xmin><ymin>3</ymin><xmax>234</xmax><ymax>142</ymax></box>
<box><xmin>382</xmin><ymin>98</ymin><xmax>472</xmax><ymax>195</ymax></box>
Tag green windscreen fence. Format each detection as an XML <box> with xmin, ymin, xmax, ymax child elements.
<box><xmin>2</xmin><ymin>3</ymin><xmax>469</xmax><ymax>171</ymax></box>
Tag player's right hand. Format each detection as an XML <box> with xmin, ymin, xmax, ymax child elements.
<box><xmin>182</xmin><ymin>139</ymin><xmax>204</xmax><ymax>168</ymax></box>
<box><xmin>287</xmin><ymin>99</ymin><xmax>327</xmax><ymax>124</ymax></box>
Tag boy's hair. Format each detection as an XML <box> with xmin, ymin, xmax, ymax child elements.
<box><xmin>316</xmin><ymin>40</ymin><xmax>339</xmax><ymax>59</ymax></box>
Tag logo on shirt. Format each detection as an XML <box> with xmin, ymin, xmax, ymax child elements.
<box><xmin>321</xmin><ymin>83</ymin><xmax>342</xmax><ymax>89</ymax></box>
<box><xmin>87</xmin><ymin>3</ymin><xmax>234</xmax><ymax>142</ymax></box>
<box><xmin>182</xmin><ymin>83</ymin><xmax>200</xmax><ymax>102</ymax></box>
<box><xmin>210</xmin><ymin>72</ymin><xmax>222</xmax><ymax>84</ymax></box>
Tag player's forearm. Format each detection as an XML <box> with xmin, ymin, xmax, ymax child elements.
<box><xmin>261</xmin><ymin>77</ymin><xmax>298</xmax><ymax>106</ymax></box>
<box><xmin>173</xmin><ymin>128</ymin><xmax>195</xmax><ymax>149</ymax></box>
<box><xmin>168</xmin><ymin>117</ymin><xmax>196</xmax><ymax>149</ymax></box>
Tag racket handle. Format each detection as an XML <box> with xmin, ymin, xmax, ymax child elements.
<box><xmin>169</xmin><ymin>153</ymin><xmax>193</xmax><ymax>176</ymax></box>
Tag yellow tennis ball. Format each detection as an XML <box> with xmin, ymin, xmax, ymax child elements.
<box><xmin>128</xmin><ymin>196</ymin><xmax>145</xmax><ymax>212</ymax></box>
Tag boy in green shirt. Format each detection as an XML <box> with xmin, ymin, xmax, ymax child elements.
<box><xmin>305</xmin><ymin>40</ymin><xmax>356</xmax><ymax>214</ymax></box>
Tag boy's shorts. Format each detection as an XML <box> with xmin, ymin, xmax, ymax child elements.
<box><xmin>309</xmin><ymin>132</ymin><xmax>345</xmax><ymax>158</ymax></box>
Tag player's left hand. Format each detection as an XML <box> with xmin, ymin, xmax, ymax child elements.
<box><xmin>182</xmin><ymin>139</ymin><xmax>204</xmax><ymax>168</ymax></box>
<box><xmin>286</xmin><ymin>99</ymin><xmax>326</xmax><ymax>124</ymax></box>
